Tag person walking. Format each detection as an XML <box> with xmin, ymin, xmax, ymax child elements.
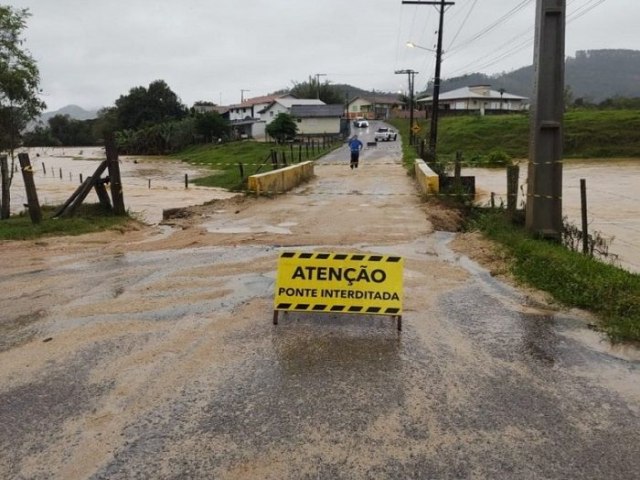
<box><xmin>348</xmin><ymin>135</ymin><xmax>363</xmax><ymax>169</ymax></box>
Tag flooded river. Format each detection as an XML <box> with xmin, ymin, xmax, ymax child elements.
<box><xmin>468</xmin><ymin>158</ymin><xmax>640</xmax><ymax>273</ymax></box>
<box><xmin>7</xmin><ymin>148</ymin><xmax>639</xmax><ymax>273</ymax></box>
<box><xmin>8</xmin><ymin>147</ymin><xmax>236</xmax><ymax>224</ymax></box>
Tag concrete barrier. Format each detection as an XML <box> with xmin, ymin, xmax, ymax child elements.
<box><xmin>247</xmin><ymin>161</ymin><xmax>314</xmax><ymax>195</ymax></box>
<box><xmin>414</xmin><ymin>159</ymin><xmax>439</xmax><ymax>195</ymax></box>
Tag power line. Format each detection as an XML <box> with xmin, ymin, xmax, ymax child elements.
<box><xmin>445</xmin><ymin>0</ymin><xmax>607</xmax><ymax>77</ymax></box>
<box><xmin>446</xmin><ymin>0</ymin><xmax>479</xmax><ymax>51</ymax></box>
<box><xmin>447</xmin><ymin>0</ymin><xmax>534</xmax><ymax>54</ymax></box>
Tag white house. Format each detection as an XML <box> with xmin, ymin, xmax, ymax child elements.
<box><xmin>228</xmin><ymin>94</ymin><xmax>295</xmax><ymax>140</ymax></box>
<box><xmin>290</xmin><ymin>104</ymin><xmax>344</xmax><ymax>136</ymax></box>
<box><xmin>228</xmin><ymin>94</ymin><xmax>295</xmax><ymax>122</ymax></box>
<box><xmin>417</xmin><ymin>85</ymin><xmax>529</xmax><ymax>115</ymax></box>
<box><xmin>259</xmin><ymin>98</ymin><xmax>325</xmax><ymax>124</ymax></box>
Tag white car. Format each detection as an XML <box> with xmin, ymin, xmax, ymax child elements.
<box><xmin>374</xmin><ymin>127</ymin><xmax>397</xmax><ymax>141</ymax></box>
<box><xmin>354</xmin><ymin>119</ymin><xmax>369</xmax><ymax>128</ymax></box>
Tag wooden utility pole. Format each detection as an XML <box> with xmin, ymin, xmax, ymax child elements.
<box><xmin>402</xmin><ymin>1</ymin><xmax>454</xmax><ymax>160</ymax></box>
<box><xmin>17</xmin><ymin>153</ymin><xmax>42</xmax><ymax>224</ymax></box>
<box><xmin>526</xmin><ymin>0</ymin><xmax>566</xmax><ymax>239</ymax></box>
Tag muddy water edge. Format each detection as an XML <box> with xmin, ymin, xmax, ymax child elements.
<box><xmin>467</xmin><ymin>158</ymin><xmax>640</xmax><ymax>273</ymax></box>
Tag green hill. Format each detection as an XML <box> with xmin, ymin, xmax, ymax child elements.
<box><xmin>426</xmin><ymin>49</ymin><xmax>640</xmax><ymax>103</ymax></box>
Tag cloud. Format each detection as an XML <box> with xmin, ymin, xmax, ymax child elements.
<box><xmin>9</xmin><ymin>0</ymin><xmax>635</xmax><ymax>111</ymax></box>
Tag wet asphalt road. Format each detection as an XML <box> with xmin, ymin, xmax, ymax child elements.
<box><xmin>1</xmin><ymin>122</ymin><xmax>639</xmax><ymax>479</ymax></box>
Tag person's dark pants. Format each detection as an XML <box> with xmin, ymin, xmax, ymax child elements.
<box><xmin>350</xmin><ymin>151</ymin><xmax>360</xmax><ymax>169</ymax></box>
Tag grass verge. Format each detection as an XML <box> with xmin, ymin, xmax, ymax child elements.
<box><xmin>0</xmin><ymin>204</ymin><xmax>131</xmax><ymax>241</ymax></box>
<box><xmin>469</xmin><ymin>209</ymin><xmax>640</xmax><ymax>343</ymax></box>
<box><xmin>173</xmin><ymin>139</ymin><xmax>342</xmax><ymax>190</ymax></box>
<box><xmin>390</xmin><ymin>109</ymin><xmax>640</xmax><ymax>161</ymax></box>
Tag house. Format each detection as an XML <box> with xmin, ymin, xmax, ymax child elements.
<box><xmin>417</xmin><ymin>85</ymin><xmax>529</xmax><ymax>115</ymax></box>
<box><xmin>228</xmin><ymin>94</ymin><xmax>295</xmax><ymax>140</ymax></box>
<box><xmin>347</xmin><ymin>95</ymin><xmax>405</xmax><ymax>120</ymax></box>
<box><xmin>259</xmin><ymin>98</ymin><xmax>325</xmax><ymax>124</ymax></box>
<box><xmin>289</xmin><ymin>104</ymin><xmax>344</xmax><ymax>137</ymax></box>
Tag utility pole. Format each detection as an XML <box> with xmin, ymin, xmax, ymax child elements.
<box><xmin>395</xmin><ymin>69</ymin><xmax>419</xmax><ymax>145</ymax></box>
<box><xmin>402</xmin><ymin>1</ymin><xmax>454</xmax><ymax>159</ymax></box>
<box><xmin>526</xmin><ymin>0</ymin><xmax>566</xmax><ymax>239</ymax></box>
<box><xmin>240</xmin><ymin>89</ymin><xmax>250</xmax><ymax>103</ymax></box>
<box><xmin>315</xmin><ymin>73</ymin><xmax>326</xmax><ymax>99</ymax></box>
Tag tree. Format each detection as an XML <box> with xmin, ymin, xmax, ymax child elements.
<box><xmin>266</xmin><ymin>113</ymin><xmax>298</xmax><ymax>144</ymax></box>
<box><xmin>114</xmin><ymin>79</ymin><xmax>187</xmax><ymax>131</ymax></box>
<box><xmin>194</xmin><ymin>111</ymin><xmax>229</xmax><ymax>143</ymax></box>
<box><xmin>289</xmin><ymin>76</ymin><xmax>344</xmax><ymax>104</ymax></box>
<box><xmin>0</xmin><ymin>6</ymin><xmax>46</xmax><ymax>219</ymax></box>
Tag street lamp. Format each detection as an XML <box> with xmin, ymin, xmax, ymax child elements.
<box><xmin>406</xmin><ymin>41</ymin><xmax>437</xmax><ymax>53</ymax></box>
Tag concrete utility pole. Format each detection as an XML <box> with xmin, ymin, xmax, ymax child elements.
<box><xmin>402</xmin><ymin>1</ymin><xmax>454</xmax><ymax>159</ymax></box>
<box><xmin>315</xmin><ymin>73</ymin><xmax>327</xmax><ymax>99</ymax></box>
<box><xmin>526</xmin><ymin>0</ymin><xmax>566</xmax><ymax>239</ymax></box>
<box><xmin>395</xmin><ymin>69</ymin><xmax>419</xmax><ymax>145</ymax></box>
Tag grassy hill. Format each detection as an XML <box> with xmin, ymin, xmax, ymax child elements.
<box><xmin>404</xmin><ymin>109</ymin><xmax>640</xmax><ymax>160</ymax></box>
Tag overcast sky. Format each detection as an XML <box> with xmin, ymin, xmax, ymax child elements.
<box><xmin>7</xmin><ymin>0</ymin><xmax>635</xmax><ymax>111</ymax></box>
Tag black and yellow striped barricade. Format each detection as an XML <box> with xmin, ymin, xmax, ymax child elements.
<box><xmin>274</xmin><ymin>252</ymin><xmax>404</xmax><ymax>330</ymax></box>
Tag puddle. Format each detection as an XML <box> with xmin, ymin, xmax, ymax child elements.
<box><xmin>204</xmin><ymin>221</ymin><xmax>294</xmax><ymax>235</ymax></box>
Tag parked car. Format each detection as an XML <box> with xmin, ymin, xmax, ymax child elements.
<box><xmin>374</xmin><ymin>127</ymin><xmax>397</xmax><ymax>141</ymax></box>
<box><xmin>354</xmin><ymin>119</ymin><xmax>369</xmax><ymax>128</ymax></box>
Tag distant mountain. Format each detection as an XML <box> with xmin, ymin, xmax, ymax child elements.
<box><xmin>38</xmin><ymin>105</ymin><xmax>99</xmax><ymax>124</ymax></box>
<box><xmin>422</xmin><ymin>49</ymin><xmax>640</xmax><ymax>103</ymax></box>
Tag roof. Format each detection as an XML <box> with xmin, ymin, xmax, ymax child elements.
<box><xmin>417</xmin><ymin>86</ymin><xmax>528</xmax><ymax>103</ymax></box>
<box><xmin>231</xmin><ymin>93</ymin><xmax>295</xmax><ymax>109</ymax></box>
<box><xmin>259</xmin><ymin>98</ymin><xmax>325</xmax><ymax>114</ymax></box>
<box><xmin>290</xmin><ymin>104</ymin><xmax>344</xmax><ymax>118</ymax></box>
<box><xmin>349</xmin><ymin>95</ymin><xmax>405</xmax><ymax>106</ymax></box>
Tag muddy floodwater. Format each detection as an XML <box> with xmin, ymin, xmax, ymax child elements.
<box><xmin>468</xmin><ymin>158</ymin><xmax>640</xmax><ymax>273</ymax></box>
<box><xmin>9</xmin><ymin>147</ymin><xmax>237</xmax><ymax>224</ymax></box>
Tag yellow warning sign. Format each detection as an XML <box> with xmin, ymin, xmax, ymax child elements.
<box><xmin>274</xmin><ymin>252</ymin><xmax>403</xmax><ymax>316</ymax></box>
<box><xmin>411</xmin><ymin>123</ymin><xmax>421</xmax><ymax>134</ymax></box>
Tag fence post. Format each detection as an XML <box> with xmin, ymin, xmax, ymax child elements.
<box><xmin>105</xmin><ymin>133</ymin><xmax>126</xmax><ymax>215</ymax></box>
<box><xmin>298</xmin><ymin>144</ymin><xmax>302</xmax><ymax>163</ymax></box>
<box><xmin>185</xmin><ymin>173</ymin><xmax>188</xmax><ymax>189</ymax></box>
<box><xmin>454</xmin><ymin>151</ymin><xmax>462</xmax><ymax>190</ymax></box>
<box><xmin>580</xmin><ymin>178</ymin><xmax>589</xmax><ymax>254</ymax></box>
<box><xmin>0</xmin><ymin>155</ymin><xmax>9</xmax><ymax>219</ymax></box>
<box><xmin>17</xmin><ymin>153</ymin><xmax>42</xmax><ymax>224</ymax></box>
<box><xmin>271</xmin><ymin>150</ymin><xmax>278</xmax><ymax>170</ymax></box>
<box><xmin>238</xmin><ymin>162</ymin><xmax>244</xmax><ymax>180</ymax></box>
<box><xmin>490</xmin><ymin>192</ymin><xmax>496</xmax><ymax>209</ymax></box>
<box><xmin>506</xmin><ymin>165</ymin><xmax>519</xmax><ymax>219</ymax></box>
